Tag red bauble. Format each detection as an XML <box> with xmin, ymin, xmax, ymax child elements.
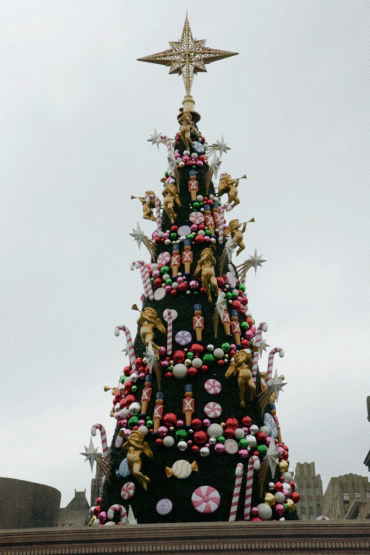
<box><xmin>190</xmin><ymin>343</ymin><xmax>204</xmax><ymax>355</ymax></box>
<box><xmin>242</xmin><ymin>416</ymin><xmax>252</xmax><ymax>427</ymax></box>
<box><xmin>200</xmin><ymin>286</ymin><xmax>206</xmax><ymax>295</ymax></box>
<box><xmin>251</xmin><ymin>517</ymin><xmax>261</xmax><ymax>522</ymax></box>
<box><xmin>246</xmin><ymin>317</ymin><xmax>254</xmax><ymax>326</ymax></box>
<box><xmin>124</xmin><ymin>394</ymin><xmax>136</xmax><ymax>406</ymax></box>
<box><xmin>283</xmin><ymin>444</ymin><xmax>289</xmax><ymax>452</ymax></box>
<box><xmin>119</xmin><ymin>399</ymin><xmax>125</xmax><ymax>408</ymax></box>
<box><xmin>165</xmin><ymin>372</ymin><xmax>173</xmax><ymax>379</ymax></box>
<box><xmin>217</xmin><ymin>359</ymin><xmax>225</xmax><ymax>367</ymax></box>
<box><xmin>274</xmin><ymin>482</ymin><xmax>283</xmax><ymax>492</ymax></box>
<box><xmin>173</xmin><ymin>350</ymin><xmax>186</xmax><ymax>364</ymax></box>
<box><xmin>289</xmin><ymin>481</ymin><xmax>295</xmax><ymax>492</ymax></box>
<box><xmin>163</xmin><ymin>413</ymin><xmax>177</xmax><ymax>427</ymax></box>
<box><xmin>155</xmin><ymin>438</ymin><xmax>163</xmax><ymax>447</ymax></box>
<box><xmin>135</xmin><ymin>357</ymin><xmax>144</xmax><ymax>367</ymax></box>
<box><xmin>290</xmin><ymin>492</ymin><xmax>300</xmax><ymax>503</ymax></box>
<box><xmin>241</xmin><ymin>339</ymin><xmax>250</xmax><ymax>348</ymax></box>
<box><xmin>153</xmin><ymin>278</ymin><xmax>163</xmax><ymax>288</ymax></box>
<box><xmin>231</xmin><ymin>300</ymin><xmax>242</xmax><ymax>311</ymax></box>
<box><xmin>191</xmin><ymin>445</ymin><xmax>200</xmax><ymax>453</ymax></box>
<box><xmin>201</xmin><ymin>365</ymin><xmax>209</xmax><ymax>373</ymax></box>
<box><xmin>171</xmin><ymin>225</ymin><xmax>178</xmax><ymax>232</ymax></box>
<box><xmin>229</xmin><ymin>350</ymin><xmax>235</xmax><ymax>358</ymax></box>
<box><xmin>241</xmin><ymin>296</ymin><xmax>248</xmax><ymax>306</ymax></box>
<box><xmin>93</xmin><ymin>506</ymin><xmax>101</xmax><ymax>516</ymax></box>
<box><xmin>191</xmin><ymin>418</ymin><xmax>202</xmax><ymax>430</ymax></box>
<box><xmin>178</xmin><ymin>282</ymin><xmax>188</xmax><ymax>292</ymax></box>
<box><xmin>198</xmin><ymin>223</ymin><xmax>206</xmax><ymax>231</ymax></box>
<box><xmin>186</xmin><ymin>160</ymin><xmax>193</xmax><ymax>166</ymax></box>
<box><xmin>170</xmin><ymin>289</ymin><xmax>177</xmax><ymax>296</ymax></box>
<box><xmin>256</xmin><ymin>432</ymin><xmax>267</xmax><ymax>443</ymax></box>
<box><xmin>154</xmin><ymin>236</ymin><xmax>161</xmax><ymax>244</ymax></box>
<box><xmin>96</xmin><ymin>497</ymin><xmax>102</xmax><ymax>505</ymax></box>
<box><xmin>224</xmin><ymin>427</ymin><xmax>235</xmax><ymax>439</ymax></box>
<box><xmin>225</xmin><ymin>417</ymin><xmax>239</xmax><ymax>430</ymax></box>
<box><xmin>195</xmin><ymin>235</ymin><xmax>205</xmax><ymax>244</ymax></box>
<box><xmin>124</xmin><ymin>366</ymin><xmax>131</xmax><ymax>376</ymax></box>
<box><xmin>216</xmin><ymin>277</ymin><xmax>224</xmax><ymax>287</ymax></box>
<box><xmin>194</xmin><ymin>430</ymin><xmax>207</xmax><ymax>444</ymax></box>
<box><xmin>281</xmin><ymin>450</ymin><xmax>289</xmax><ymax>460</ymax></box>
<box><xmin>187</xmin><ymin>366</ymin><xmax>198</xmax><ymax>377</ymax></box>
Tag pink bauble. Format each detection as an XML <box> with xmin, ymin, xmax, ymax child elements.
<box><xmin>176</xmin><ymin>420</ymin><xmax>185</xmax><ymax>427</ymax></box>
<box><xmin>214</xmin><ymin>443</ymin><xmax>225</xmax><ymax>453</ymax></box>
<box><xmin>275</xmin><ymin>504</ymin><xmax>285</xmax><ymax>516</ymax></box>
<box><xmin>157</xmin><ymin>426</ymin><xmax>168</xmax><ymax>438</ymax></box>
<box><xmin>190</xmin><ymin>280</ymin><xmax>199</xmax><ymax>290</ymax></box>
<box><xmin>165</xmin><ymin>285</ymin><xmax>172</xmax><ymax>293</ymax></box>
<box><xmin>152</xmin><ymin>270</ymin><xmax>160</xmax><ymax>278</ymax></box>
<box><xmin>196</xmin><ymin>160</ymin><xmax>203</xmax><ymax>166</ymax></box>
<box><xmin>159</xmin><ymin>346</ymin><xmax>166</xmax><ymax>357</ymax></box>
<box><xmin>191</xmin><ymin>224</ymin><xmax>198</xmax><ymax>232</ymax></box>
<box><xmin>283</xmin><ymin>489</ymin><xmax>291</xmax><ymax>500</ymax></box>
<box><xmin>203</xmin><ymin>419</ymin><xmax>211</xmax><ymax>427</ymax></box>
<box><xmin>251</xmin><ymin>507</ymin><xmax>259</xmax><ymax>517</ymax></box>
<box><xmin>238</xmin><ymin>449</ymin><xmax>249</xmax><ymax>459</ymax></box>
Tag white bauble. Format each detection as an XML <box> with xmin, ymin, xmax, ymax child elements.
<box><xmin>213</xmin><ymin>348</ymin><xmax>224</xmax><ymax>359</ymax></box>
<box><xmin>177</xmin><ymin>441</ymin><xmax>187</xmax><ymax>451</ymax></box>
<box><xmin>282</xmin><ymin>472</ymin><xmax>293</xmax><ymax>483</ymax></box>
<box><xmin>234</xmin><ymin>428</ymin><xmax>245</xmax><ymax>439</ymax></box>
<box><xmin>192</xmin><ymin>358</ymin><xmax>202</xmax><ymax>369</ymax></box>
<box><xmin>162</xmin><ymin>273</ymin><xmax>170</xmax><ymax>281</ymax></box>
<box><xmin>138</xmin><ymin>425</ymin><xmax>148</xmax><ymax>436</ymax></box>
<box><xmin>250</xmin><ymin>424</ymin><xmax>259</xmax><ymax>435</ymax></box>
<box><xmin>257</xmin><ymin>503</ymin><xmax>272</xmax><ymax>521</ymax></box>
<box><xmin>173</xmin><ymin>363</ymin><xmax>188</xmax><ymax>379</ymax></box>
<box><xmin>129</xmin><ymin>402</ymin><xmax>141</xmax><ymax>414</ymax></box>
<box><xmin>246</xmin><ymin>434</ymin><xmax>257</xmax><ymax>447</ymax></box>
<box><xmin>119</xmin><ymin>407</ymin><xmax>130</xmax><ymax>419</ymax></box>
<box><xmin>275</xmin><ymin>491</ymin><xmax>286</xmax><ymax>504</ymax></box>
<box><xmin>284</xmin><ymin>483</ymin><xmax>292</xmax><ymax>494</ymax></box>
<box><xmin>200</xmin><ymin>447</ymin><xmax>210</xmax><ymax>457</ymax></box>
<box><xmin>105</xmin><ymin>521</ymin><xmax>116</xmax><ymax>526</ymax></box>
<box><xmin>191</xmin><ymin>152</ymin><xmax>198</xmax><ymax>159</ymax></box>
<box><xmin>260</xmin><ymin>426</ymin><xmax>270</xmax><ymax>435</ymax></box>
<box><xmin>207</xmin><ymin>423</ymin><xmax>223</xmax><ymax>438</ymax></box>
<box><xmin>163</xmin><ymin>436</ymin><xmax>175</xmax><ymax>448</ymax></box>
<box><xmin>92</xmin><ymin>518</ymin><xmax>100</xmax><ymax>526</ymax></box>
<box><xmin>197</xmin><ymin>195</ymin><xmax>203</xmax><ymax>201</ymax></box>
<box><xmin>254</xmin><ymin>459</ymin><xmax>261</xmax><ymax>471</ymax></box>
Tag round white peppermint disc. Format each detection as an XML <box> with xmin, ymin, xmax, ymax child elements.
<box><xmin>191</xmin><ymin>486</ymin><xmax>221</xmax><ymax>514</ymax></box>
<box><xmin>154</xmin><ymin>287</ymin><xmax>166</xmax><ymax>301</ymax></box>
<box><xmin>121</xmin><ymin>481</ymin><xmax>135</xmax><ymax>500</ymax></box>
<box><xmin>157</xmin><ymin>252</ymin><xmax>171</xmax><ymax>265</ymax></box>
<box><xmin>224</xmin><ymin>439</ymin><xmax>238</xmax><ymax>455</ymax></box>
<box><xmin>204</xmin><ymin>379</ymin><xmax>222</xmax><ymax>395</ymax></box>
<box><xmin>189</xmin><ymin>211</ymin><xmax>204</xmax><ymax>225</ymax></box>
<box><xmin>204</xmin><ymin>402</ymin><xmax>222</xmax><ymax>418</ymax></box>
<box><xmin>175</xmin><ymin>330</ymin><xmax>192</xmax><ymax>346</ymax></box>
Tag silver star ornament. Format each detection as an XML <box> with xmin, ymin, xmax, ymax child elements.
<box><xmin>210</xmin><ymin>154</ymin><xmax>222</xmax><ymax>180</ymax></box>
<box><xmin>130</xmin><ymin>222</ymin><xmax>147</xmax><ymax>249</ymax></box>
<box><xmin>264</xmin><ymin>437</ymin><xmax>280</xmax><ymax>476</ymax></box>
<box><xmin>269</xmin><ymin>370</ymin><xmax>287</xmax><ymax>402</ymax></box>
<box><xmin>214</xmin><ymin>136</ymin><xmax>230</xmax><ymax>157</ymax></box>
<box><xmin>248</xmin><ymin>248</ymin><xmax>266</xmax><ymax>275</ymax></box>
<box><xmin>80</xmin><ymin>438</ymin><xmax>101</xmax><ymax>471</ymax></box>
<box><xmin>147</xmin><ymin>128</ymin><xmax>162</xmax><ymax>149</ymax></box>
<box><xmin>259</xmin><ymin>337</ymin><xmax>270</xmax><ymax>358</ymax></box>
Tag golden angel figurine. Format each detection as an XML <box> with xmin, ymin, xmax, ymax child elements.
<box><xmin>162</xmin><ymin>183</ymin><xmax>181</xmax><ymax>224</ymax></box>
<box><xmin>133</xmin><ymin>305</ymin><xmax>166</xmax><ymax>351</ymax></box>
<box><xmin>194</xmin><ymin>247</ymin><xmax>219</xmax><ymax>303</ymax></box>
<box><xmin>225</xmin><ymin>349</ymin><xmax>257</xmax><ymax>407</ymax></box>
<box><xmin>218</xmin><ymin>173</ymin><xmax>246</xmax><ymax>209</ymax></box>
<box><xmin>131</xmin><ymin>190</ymin><xmax>156</xmax><ymax>222</ymax></box>
<box><xmin>224</xmin><ymin>219</ymin><xmax>246</xmax><ymax>256</ymax></box>
<box><xmin>178</xmin><ymin>108</ymin><xmax>197</xmax><ymax>151</ymax></box>
<box><xmin>119</xmin><ymin>430</ymin><xmax>153</xmax><ymax>490</ymax></box>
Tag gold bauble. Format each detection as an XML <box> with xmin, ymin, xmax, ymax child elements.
<box><xmin>264</xmin><ymin>493</ymin><xmax>276</xmax><ymax>506</ymax></box>
<box><xmin>279</xmin><ymin>460</ymin><xmax>289</xmax><ymax>473</ymax></box>
<box><xmin>286</xmin><ymin>498</ymin><xmax>296</xmax><ymax>512</ymax></box>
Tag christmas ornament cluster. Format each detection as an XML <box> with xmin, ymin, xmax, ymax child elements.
<box><xmin>81</xmin><ymin>17</ymin><xmax>300</xmax><ymax>526</ymax></box>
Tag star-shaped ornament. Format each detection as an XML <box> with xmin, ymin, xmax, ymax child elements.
<box><xmin>210</xmin><ymin>155</ymin><xmax>222</xmax><ymax>180</ymax></box>
<box><xmin>248</xmin><ymin>249</ymin><xmax>266</xmax><ymax>275</ymax></box>
<box><xmin>138</xmin><ymin>15</ymin><xmax>238</xmax><ymax>95</ymax></box>
<box><xmin>259</xmin><ymin>337</ymin><xmax>270</xmax><ymax>358</ymax></box>
<box><xmin>269</xmin><ymin>370</ymin><xmax>287</xmax><ymax>402</ymax></box>
<box><xmin>147</xmin><ymin>128</ymin><xmax>163</xmax><ymax>149</ymax></box>
<box><xmin>80</xmin><ymin>438</ymin><xmax>101</xmax><ymax>471</ymax></box>
<box><xmin>122</xmin><ymin>344</ymin><xmax>130</xmax><ymax>357</ymax></box>
<box><xmin>130</xmin><ymin>222</ymin><xmax>147</xmax><ymax>249</ymax></box>
<box><xmin>145</xmin><ymin>341</ymin><xmax>157</xmax><ymax>374</ymax></box>
<box><xmin>208</xmin><ymin>136</ymin><xmax>231</xmax><ymax>158</ymax></box>
<box><xmin>264</xmin><ymin>437</ymin><xmax>280</xmax><ymax>476</ymax></box>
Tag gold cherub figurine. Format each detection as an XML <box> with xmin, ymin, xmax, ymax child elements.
<box><xmin>225</xmin><ymin>349</ymin><xmax>257</xmax><ymax>407</ymax></box>
<box><xmin>119</xmin><ymin>430</ymin><xmax>153</xmax><ymax>490</ymax></box>
<box><xmin>131</xmin><ymin>191</ymin><xmax>156</xmax><ymax>222</ymax></box>
<box><xmin>218</xmin><ymin>174</ymin><xmax>246</xmax><ymax>209</ymax></box>
<box><xmin>224</xmin><ymin>219</ymin><xmax>247</xmax><ymax>256</ymax></box>
<box><xmin>194</xmin><ymin>247</ymin><xmax>219</xmax><ymax>303</ymax></box>
<box><xmin>162</xmin><ymin>183</ymin><xmax>181</xmax><ymax>224</ymax></box>
<box><xmin>178</xmin><ymin>108</ymin><xmax>197</xmax><ymax>151</ymax></box>
<box><xmin>133</xmin><ymin>305</ymin><xmax>166</xmax><ymax>352</ymax></box>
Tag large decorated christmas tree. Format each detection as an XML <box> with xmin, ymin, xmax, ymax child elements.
<box><xmin>82</xmin><ymin>16</ymin><xmax>300</xmax><ymax>525</ymax></box>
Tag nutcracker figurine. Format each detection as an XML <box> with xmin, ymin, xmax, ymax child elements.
<box><xmin>221</xmin><ymin>306</ymin><xmax>231</xmax><ymax>336</ymax></box>
<box><xmin>188</xmin><ymin>170</ymin><xmax>199</xmax><ymax>201</ymax></box>
<box><xmin>140</xmin><ymin>374</ymin><xmax>153</xmax><ymax>417</ymax></box>
<box><xmin>182</xmin><ymin>384</ymin><xmax>195</xmax><ymax>426</ymax></box>
<box><xmin>203</xmin><ymin>204</ymin><xmax>215</xmax><ymax>236</ymax></box>
<box><xmin>182</xmin><ymin>239</ymin><xmax>193</xmax><ymax>274</ymax></box>
<box><xmin>170</xmin><ymin>243</ymin><xmax>181</xmax><ymax>277</ymax></box>
<box><xmin>153</xmin><ymin>391</ymin><xmax>164</xmax><ymax>433</ymax></box>
<box><xmin>192</xmin><ymin>304</ymin><xmax>204</xmax><ymax>342</ymax></box>
<box><xmin>230</xmin><ymin>309</ymin><xmax>241</xmax><ymax>346</ymax></box>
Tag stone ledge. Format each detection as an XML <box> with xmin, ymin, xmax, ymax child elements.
<box><xmin>1</xmin><ymin>521</ymin><xmax>370</xmax><ymax>555</ymax></box>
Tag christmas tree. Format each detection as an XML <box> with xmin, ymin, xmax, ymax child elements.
<box><xmin>82</xmin><ymin>16</ymin><xmax>300</xmax><ymax>525</ymax></box>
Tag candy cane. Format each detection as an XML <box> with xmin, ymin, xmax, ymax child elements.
<box><xmin>218</xmin><ymin>203</ymin><xmax>229</xmax><ymax>244</ymax></box>
<box><xmin>229</xmin><ymin>463</ymin><xmax>244</xmax><ymax>521</ymax></box>
<box><xmin>107</xmin><ymin>504</ymin><xmax>127</xmax><ymax>525</ymax></box>
<box><xmin>130</xmin><ymin>260</ymin><xmax>153</xmax><ymax>300</ymax></box>
<box><xmin>91</xmin><ymin>424</ymin><xmax>109</xmax><ymax>458</ymax></box>
<box><xmin>244</xmin><ymin>455</ymin><xmax>259</xmax><ymax>520</ymax></box>
<box><xmin>266</xmin><ymin>347</ymin><xmax>285</xmax><ymax>386</ymax></box>
<box><xmin>164</xmin><ymin>309</ymin><xmax>173</xmax><ymax>356</ymax></box>
<box><xmin>114</xmin><ymin>326</ymin><xmax>137</xmax><ymax>372</ymax></box>
<box><xmin>160</xmin><ymin>135</ymin><xmax>174</xmax><ymax>156</ymax></box>
<box><xmin>147</xmin><ymin>193</ymin><xmax>162</xmax><ymax>233</ymax></box>
<box><xmin>251</xmin><ymin>322</ymin><xmax>268</xmax><ymax>381</ymax></box>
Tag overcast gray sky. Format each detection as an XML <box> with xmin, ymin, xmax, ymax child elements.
<box><xmin>1</xmin><ymin>0</ymin><xmax>369</xmax><ymax>507</ymax></box>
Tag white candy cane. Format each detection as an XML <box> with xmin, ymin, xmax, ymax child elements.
<box><xmin>244</xmin><ymin>455</ymin><xmax>259</xmax><ymax>520</ymax></box>
<box><xmin>107</xmin><ymin>504</ymin><xmax>127</xmax><ymax>525</ymax></box>
<box><xmin>91</xmin><ymin>424</ymin><xmax>109</xmax><ymax>458</ymax></box>
<box><xmin>130</xmin><ymin>260</ymin><xmax>153</xmax><ymax>300</ymax></box>
<box><xmin>160</xmin><ymin>135</ymin><xmax>174</xmax><ymax>156</ymax></box>
<box><xmin>266</xmin><ymin>347</ymin><xmax>285</xmax><ymax>386</ymax></box>
<box><xmin>251</xmin><ymin>322</ymin><xmax>268</xmax><ymax>381</ymax></box>
<box><xmin>147</xmin><ymin>193</ymin><xmax>162</xmax><ymax>233</ymax></box>
<box><xmin>114</xmin><ymin>326</ymin><xmax>137</xmax><ymax>372</ymax></box>
<box><xmin>229</xmin><ymin>463</ymin><xmax>244</xmax><ymax>521</ymax></box>
<box><xmin>164</xmin><ymin>309</ymin><xmax>173</xmax><ymax>356</ymax></box>
<box><xmin>218</xmin><ymin>203</ymin><xmax>230</xmax><ymax>244</ymax></box>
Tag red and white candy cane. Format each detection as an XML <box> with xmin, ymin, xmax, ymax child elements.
<box><xmin>130</xmin><ymin>261</ymin><xmax>153</xmax><ymax>300</ymax></box>
<box><xmin>114</xmin><ymin>325</ymin><xmax>137</xmax><ymax>372</ymax></box>
<box><xmin>244</xmin><ymin>455</ymin><xmax>259</xmax><ymax>520</ymax></box>
<box><xmin>107</xmin><ymin>504</ymin><xmax>127</xmax><ymax>525</ymax></box>
<box><xmin>160</xmin><ymin>135</ymin><xmax>174</xmax><ymax>156</ymax></box>
<box><xmin>164</xmin><ymin>309</ymin><xmax>173</xmax><ymax>356</ymax></box>
<box><xmin>251</xmin><ymin>322</ymin><xmax>268</xmax><ymax>381</ymax></box>
<box><xmin>229</xmin><ymin>463</ymin><xmax>244</xmax><ymax>521</ymax></box>
<box><xmin>266</xmin><ymin>347</ymin><xmax>285</xmax><ymax>386</ymax></box>
<box><xmin>91</xmin><ymin>424</ymin><xmax>109</xmax><ymax>458</ymax></box>
<box><xmin>147</xmin><ymin>193</ymin><xmax>162</xmax><ymax>233</ymax></box>
<box><xmin>218</xmin><ymin>203</ymin><xmax>229</xmax><ymax>244</ymax></box>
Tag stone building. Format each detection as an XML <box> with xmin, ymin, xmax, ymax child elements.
<box><xmin>322</xmin><ymin>473</ymin><xmax>370</xmax><ymax>520</ymax></box>
<box><xmin>294</xmin><ymin>462</ymin><xmax>324</xmax><ymax>520</ymax></box>
<box><xmin>58</xmin><ymin>490</ymin><xmax>90</xmax><ymax>528</ymax></box>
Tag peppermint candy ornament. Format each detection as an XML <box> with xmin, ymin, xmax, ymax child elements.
<box><xmin>156</xmin><ymin>498</ymin><xmax>173</xmax><ymax>515</ymax></box>
<box><xmin>225</xmin><ymin>439</ymin><xmax>238</xmax><ymax>455</ymax></box>
<box><xmin>204</xmin><ymin>379</ymin><xmax>222</xmax><ymax>395</ymax></box>
<box><xmin>175</xmin><ymin>330</ymin><xmax>192</xmax><ymax>346</ymax></box>
<box><xmin>192</xmin><ymin>141</ymin><xmax>206</xmax><ymax>154</ymax></box>
<box><xmin>158</xmin><ymin>252</ymin><xmax>171</xmax><ymax>265</ymax></box>
<box><xmin>121</xmin><ymin>481</ymin><xmax>135</xmax><ymax>500</ymax></box>
<box><xmin>204</xmin><ymin>402</ymin><xmax>222</xmax><ymax>418</ymax></box>
<box><xmin>189</xmin><ymin>212</ymin><xmax>204</xmax><ymax>225</ymax></box>
<box><xmin>191</xmin><ymin>486</ymin><xmax>221</xmax><ymax>514</ymax></box>
<box><xmin>154</xmin><ymin>287</ymin><xmax>166</xmax><ymax>301</ymax></box>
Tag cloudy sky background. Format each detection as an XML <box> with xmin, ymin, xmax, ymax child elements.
<box><xmin>1</xmin><ymin>0</ymin><xmax>369</xmax><ymax>507</ymax></box>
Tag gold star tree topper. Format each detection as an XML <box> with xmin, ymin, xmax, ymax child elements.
<box><xmin>138</xmin><ymin>15</ymin><xmax>238</xmax><ymax>118</ymax></box>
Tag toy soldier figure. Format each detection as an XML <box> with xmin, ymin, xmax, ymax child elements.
<box><xmin>182</xmin><ymin>239</ymin><xmax>193</xmax><ymax>274</ymax></box>
<box><xmin>192</xmin><ymin>303</ymin><xmax>204</xmax><ymax>342</ymax></box>
<box><xmin>170</xmin><ymin>243</ymin><xmax>181</xmax><ymax>277</ymax></box>
<box><xmin>204</xmin><ymin>204</ymin><xmax>215</xmax><ymax>236</ymax></box>
<box><xmin>182</xmin><ymin>384</ymin><xmax>195</xmax><ymax>426</ymax></box>
<box><xmin>188</xmin><ymin>170</ymin><xmax>199</xmax><ymax>201</ymax></box>
<box><xmin>230</xmin><ymin>309</ymin><xmax>241</xmax><ymax>345</ymax></box>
